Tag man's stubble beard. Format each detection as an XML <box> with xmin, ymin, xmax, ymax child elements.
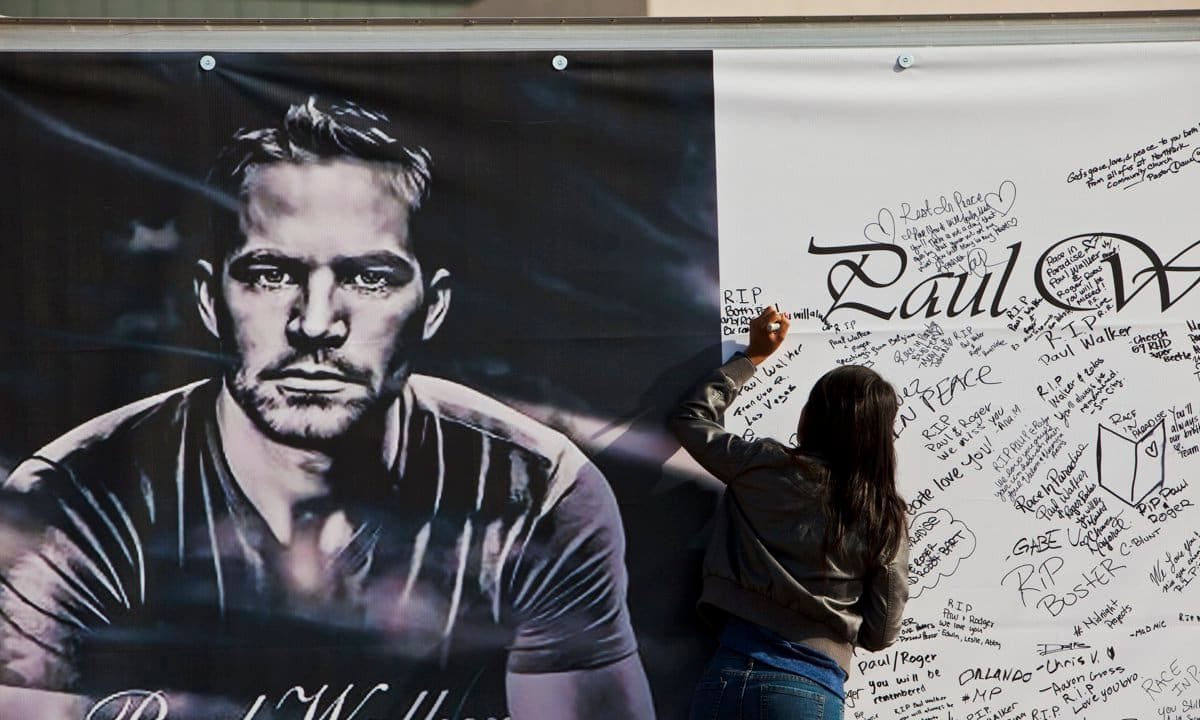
<box><xmin>226</xmin><ymin>366</ymin><xmax>389</xmax><ymax>449</ymax></box>
<box><xmin>210</xmin><ymin>289</ymin><xmax>425</xmax><ymax>451</ymax></box>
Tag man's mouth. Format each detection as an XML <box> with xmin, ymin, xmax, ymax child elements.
<box><xmin>266</xmin><ymin>366</ymin><xmax>368</xmax><ymax>394</ymax></box>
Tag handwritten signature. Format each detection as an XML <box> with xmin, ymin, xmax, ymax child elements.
<box><xmin>85</xmin><ymin>685</ymin><xmax>507</xmax><ymax>720</ymax></box>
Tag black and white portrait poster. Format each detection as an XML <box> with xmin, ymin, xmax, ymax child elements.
<box><xmin>2</xmin><ymin>39</ymin><xmax>1200</xmax><ymax>720</ymax></box>
<box><xmin>0</xmin><ymin>52</ymin><xmax>717</xmax><ymax>720</ymax></box>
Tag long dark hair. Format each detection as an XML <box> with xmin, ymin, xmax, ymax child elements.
<box><xmin>794</xmin><ymin>365</ymin><xmax>907</xmax><ymax>564</ymax></box>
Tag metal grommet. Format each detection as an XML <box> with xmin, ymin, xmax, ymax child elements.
<box><xmin>552</xmin><ymin>55</ymin><xmax>568</xmax><ymax>71</ymax></box>
<box><xmin>199</xmin><ymin>55</ymin><xmax>217</xmax><ymax>71</ymax></box>
<box><xmin>897</xmin><ymin>53</ymin><xmax>915</xmax><ymax>69</ymax></box>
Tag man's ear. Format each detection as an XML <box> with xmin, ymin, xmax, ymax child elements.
<box><xmin>194</xmin><ymin>260</ymin><xmax>222</xmax><ymax>341</ymax></box>
<box><xmin>422</xmin><ymin>268</ymin><xmax>452</xmax><ymax>341</ymax></box>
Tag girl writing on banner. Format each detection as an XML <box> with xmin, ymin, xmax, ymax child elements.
<box><xmin>670</xmin><ymin>305</ymin><xmax>909</xmax><ymax>720</ymax></box>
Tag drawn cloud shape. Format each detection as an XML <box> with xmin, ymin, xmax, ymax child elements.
<box><xmin>907</xmin><ymin>508</ymin><xmax>977</xmax><ymax>599</ymax></box>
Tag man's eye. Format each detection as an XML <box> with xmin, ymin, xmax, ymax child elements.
<box><xmin>349</xmin><ymin>270</ymin><xmax>394</xmax><ymax>290</ymax></box>
<box><xmin>249</xmin><ymin>267</ymin><xmax>296</xmax><ymax>289</ymax></box>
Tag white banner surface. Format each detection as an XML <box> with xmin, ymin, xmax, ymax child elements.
<box><xmin>715</xmin><ymin>42</ymin><xmax>1200</xmax><ymax>720</ymax></box>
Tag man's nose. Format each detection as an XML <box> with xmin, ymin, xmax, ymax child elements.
<box><xmin>286</xmin><ymin>269</ymin><xmax>348</xmax><ymax>347</ymax></box>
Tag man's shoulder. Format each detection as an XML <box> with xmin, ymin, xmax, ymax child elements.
<box><xmin>5</xmin><ymin>379</ymin><xmax>214</xmax><ymax>493</ymax></box>
<box><xmin>407</xmin><ymin>374</ymin><xmax>584</xmax><ymax>466</ymax></box>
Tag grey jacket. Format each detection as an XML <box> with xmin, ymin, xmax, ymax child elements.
<box><xmin>669</xmin><ymin>355</ymin><xmax>909</xmax><ymax>674</ymax></box>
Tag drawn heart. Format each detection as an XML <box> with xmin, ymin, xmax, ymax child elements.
<box><xmin>1145</xmin><ymin>441</ymin><xmax>1159</xmax><ymax>458</ymax></box>
<box><xmin>864</xmin><ymin>208</ymin><xmax>896</xmax><ymax>245</ymax></box>
<box><xmin>985</xmin><ymin>180</ymin><xmax>1017</xmax><ymax>216</ymax></box>
<box><xmin>1082</xmin><ymin>235</ymin><xmax>1097</xmax><ymax>250</ymax></box>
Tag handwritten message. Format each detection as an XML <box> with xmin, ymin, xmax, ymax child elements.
<box><xmin>1067</xmin><ymin>120</ymin><xmax>1200</xmax><ymax>190</ymax></box>
<box><xmin>1150</xmin><ymin>530</ymin><xmax>1200</xmax><ymax>594</ymax></box>
<box><xmin>939</xmin><ymin>599</ymin><xmax>1002</xmax><ymax>650</ymax></box>
<box><xmin>864</xmin><ymin>180</ymin><xmax>1021</xmax><ymax>275</ymax></box>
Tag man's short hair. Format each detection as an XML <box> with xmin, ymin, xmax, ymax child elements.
<box><xmin>198</xmin><ymin>96</ymin><xmax>433</xmax><ymax>268</ymax></box>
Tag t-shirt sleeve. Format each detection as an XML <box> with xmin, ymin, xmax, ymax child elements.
<box><xmin>503</xmin><ymin>454</ymin><xmax>638</xmax><ymax>674</ymax></box>
<box><xmin>0</xmin><ymin>459</ymin><xmax>134</xmax><ymax>691</ymax></box>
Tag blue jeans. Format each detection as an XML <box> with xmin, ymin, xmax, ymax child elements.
<box><xmin>689</xmin><ymin>648</ymin><xmax>844</xmax><ymax>720</ymax></box>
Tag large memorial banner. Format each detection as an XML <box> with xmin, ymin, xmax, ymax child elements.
<box><xmin>714</xmin><ymin>43</ymin><xmax>1200</xmax><ymax>720</ymax></box>
<box><xmin>0</xmin><ymin>41</ymin><xmax>1197</xmax><ymax>720</ymax></box>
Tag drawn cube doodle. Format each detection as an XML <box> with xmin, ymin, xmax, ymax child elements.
<box><xmin>1096</xmin><ymin>419</ymin><xmax>1166</xmax><ymax>507</ymax></box>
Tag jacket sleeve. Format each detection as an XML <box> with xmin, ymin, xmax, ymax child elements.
<box><xmin>667</xmin><ymin>354</ymin><xmax>763</xmax><ymax>484</ymax></box>
<box><xmin>856</xmin><ymin>540</ymin><xmax>911</xmax><ymax>651</ymax></box>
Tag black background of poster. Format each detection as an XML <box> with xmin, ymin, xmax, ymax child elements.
<box><xmin>0</xmin><ymin>52</ymin><xmax>720</xmax><ymax>717</ymax></box>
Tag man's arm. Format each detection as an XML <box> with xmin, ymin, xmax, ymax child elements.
<box><xmin>0</xmin><ymin>684</ymin><xmax>90</xmax><ymax>719</ymax></box>
<box><xmin>0</xmin><ymin>528</ymin><xmax>88</xmax><ymax>690</ymax></box>
<box><xmin>0</xmin><ymin>458</ymin><xmax>135</xmax><ymax>692</ymax></box>
<box><xmin>503</xmin><ymin>453</ymin><xmax>653</xmax><ymax>719</ymax></box>
<box><xmin>506</xmin><ymin>654</ymin><xmax>653</xmax><ymax>720</ymax></box>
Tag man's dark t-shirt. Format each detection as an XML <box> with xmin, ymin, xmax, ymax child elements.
<box><xmin>0</xmin><ymin>375</ymin><xmax>636</xmax><ymax>712</ymax></box>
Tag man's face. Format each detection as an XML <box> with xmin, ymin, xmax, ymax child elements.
<box><xmin>198</xmin><ymin>160</ymin><xmax>447</xmax><ymax>446</ymax></box>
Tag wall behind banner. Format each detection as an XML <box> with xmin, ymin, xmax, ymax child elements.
<box><xmin>714</xmin><ymin>43</ymin><xmax>1200</xmax><ymax>719</ymax></box>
